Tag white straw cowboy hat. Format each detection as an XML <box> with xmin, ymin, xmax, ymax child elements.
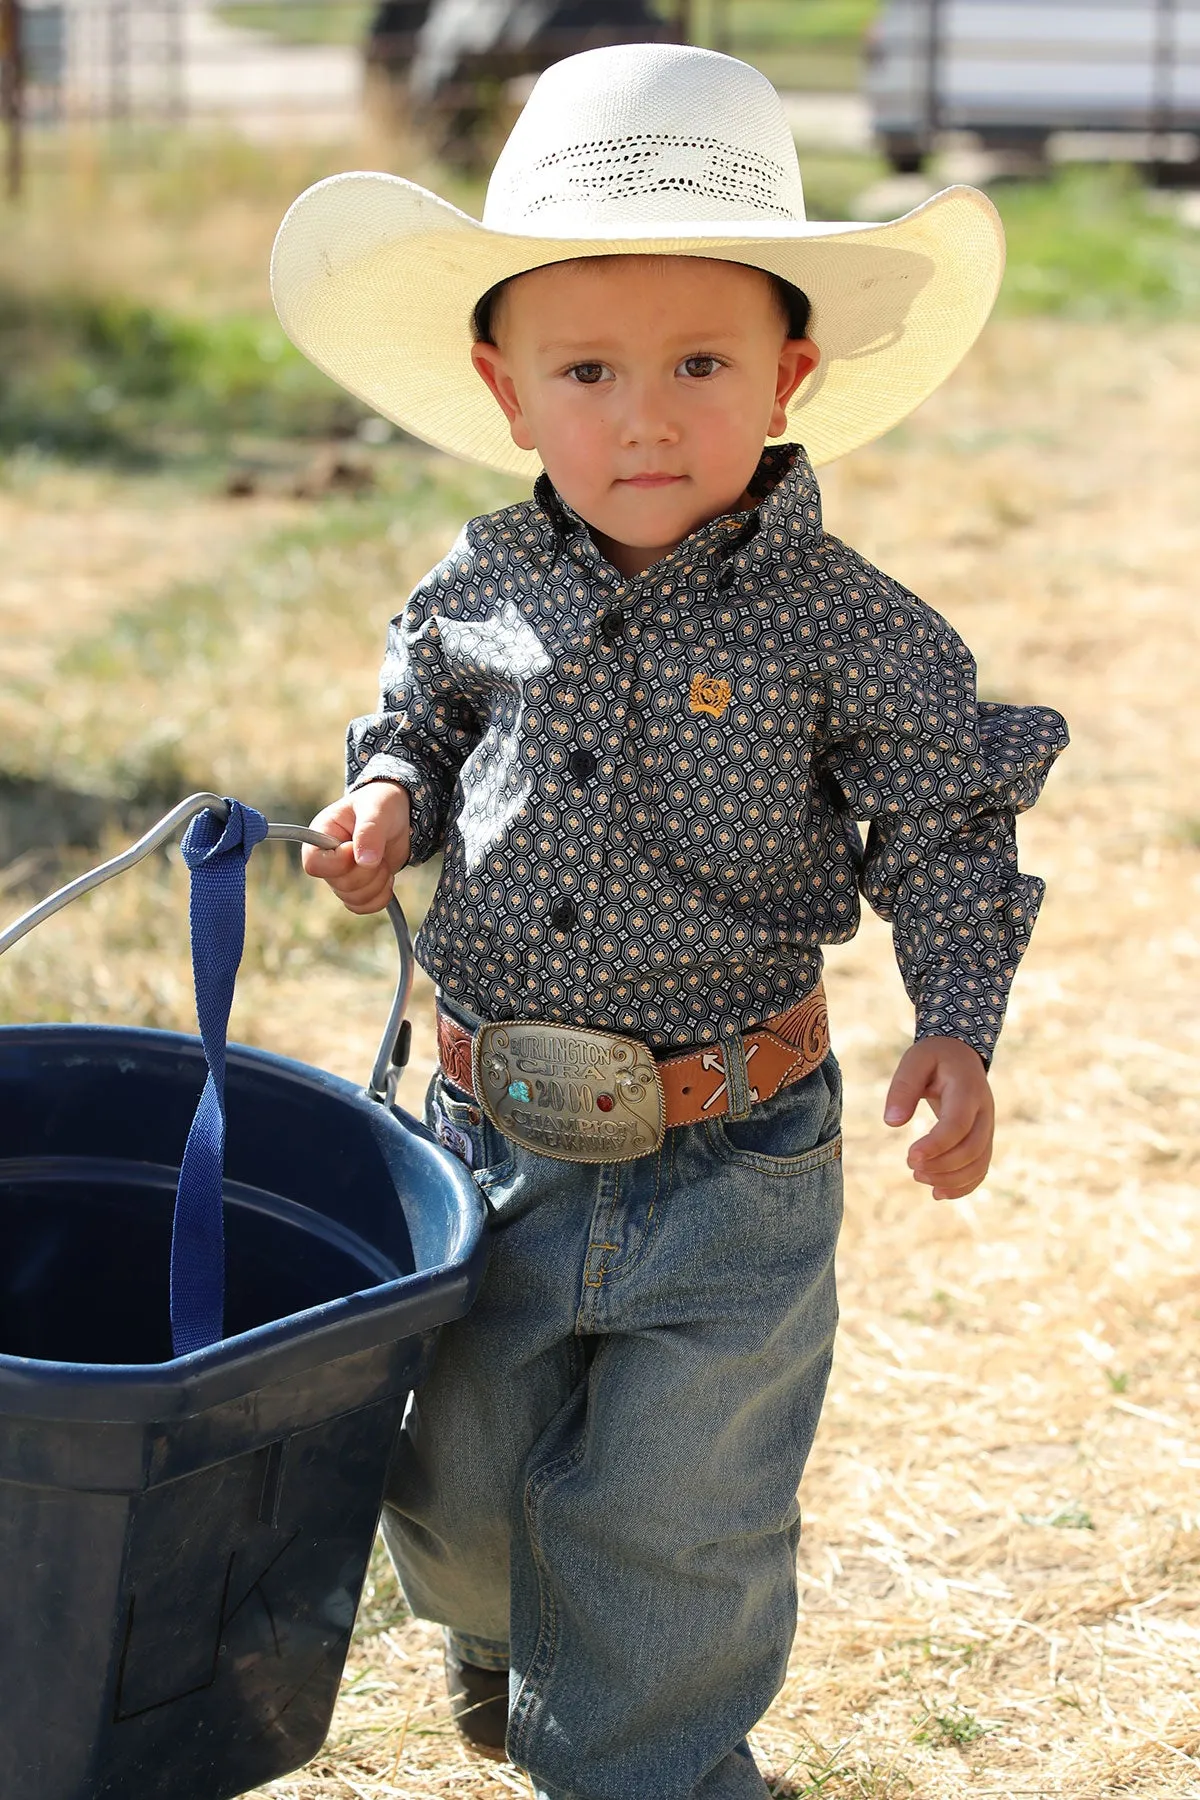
<box><xmin>271</xmin><ymin>43</ymin><xmax>1004</xmax><ymax>476</ymax></box>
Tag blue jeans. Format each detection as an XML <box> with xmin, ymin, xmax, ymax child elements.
<box><xmin>382</xmin><ymin>1054</ymin><xmax>844</xmax><ymax>1800</ymax></box>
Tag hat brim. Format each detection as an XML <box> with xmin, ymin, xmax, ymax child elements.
<box><xmin>271</xmin><ymin>174</ymin><xmax>1004</xmax><ymax>474</ymax></box>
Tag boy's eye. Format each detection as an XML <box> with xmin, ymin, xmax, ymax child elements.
<box><xmin>567</xmin><ymin>363</ymin><xmax>608</xmax><ymax>385</ymax></box>
<box><xmin>681</xmin><ymin>355</ymin><xmax>720</xmax><ymax>379</ymax></box>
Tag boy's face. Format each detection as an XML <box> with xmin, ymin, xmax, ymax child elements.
<box><xmin>470</xmin><ymin>257</ymin><xmax>818</xmax><ymax>578</ymax></box>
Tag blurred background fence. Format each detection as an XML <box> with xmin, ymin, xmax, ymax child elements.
<box><xmin>3</xmin><ymin>0</ymin><xmax>1200</xmax><ymax>199</ymax></box>
<box><xmin>0</xmin><ymin>0</ymin><xmax>870</xmax><ymax>151</ymax></box>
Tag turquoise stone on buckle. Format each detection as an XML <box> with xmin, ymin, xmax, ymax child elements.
<box><xmin>472</xmin><ymin>1022</ymin><xmax>666</xmax><ymax>1163</ymax></box>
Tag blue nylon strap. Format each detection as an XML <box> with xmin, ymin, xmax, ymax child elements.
<box><xmin>170</xmin><ymin>799</ymin><xmax>269</xmax><ymax>1356</ymax></box>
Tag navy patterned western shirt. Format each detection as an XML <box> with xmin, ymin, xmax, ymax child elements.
<box><xmin>348</xmin><ymin>445</ymin><xmax>1068</xmax><ymax>1064</ymax></box>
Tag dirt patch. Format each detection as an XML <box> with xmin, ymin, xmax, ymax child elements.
<box><xmin>0</xmin><ymin>466</ymin><xmax>302</xmax><ymax>684</ymax></box>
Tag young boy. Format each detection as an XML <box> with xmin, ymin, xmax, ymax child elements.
<box><xmin>275</xmin><ymin>42</ymin><xmax>1067</xmax><ymax>1799</ymax></box>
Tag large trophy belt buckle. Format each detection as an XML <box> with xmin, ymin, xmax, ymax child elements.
<box><xmin>472</xmin><ymin>1021</ymin><xmax>666</xmax><ymax>1163</ymax></box>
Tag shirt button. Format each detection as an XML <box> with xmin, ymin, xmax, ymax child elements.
<box><xmin>568</xmin><ymin>748</ymin><xmax>597</xmax><ymax>780</ymax></box>
<box><xmin>600</xmin><ymin>612</ymin><xmax>624</xmax><ymax>642</ymax></box>
<box><xmin>550</xmin><ymin>898</ymin><xmax>577</xmax><ymax>930</ymax></box>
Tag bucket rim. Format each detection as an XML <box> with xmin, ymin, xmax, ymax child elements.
<box><xmin>0</xmin><ymin>1258</ymin><xmax>478</xmax><ymax>1420</ymax></box>
<box><xmin>0</xmin><ymin>1023</ymin><xmax>489</xmax><ymax>1422</ymax></box>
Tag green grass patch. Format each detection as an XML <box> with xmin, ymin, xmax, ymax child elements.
<box><xmin>770</xmin><ymin>1730</ymin><xmax>915</xmax><ymax>1797</ymax></box>
<box><xmin>0</xmin><ymin>288</ymin><xmax>365</xmax><ymax>463</ymax></box>
<box><xmin>912</xmin><ymin>1705</ymin><xmax>994</xmax><ymax>1750</ymax></box>
<box><xmin>1019</xmin><ymin>1502</ymin><xmax>1095</xmax><ymax>1530</ymax></box>
<box><xmin>215</xmin><ymin>0</ymin><xmax>372</xmax><ymax>46</ymax></box>
<box><xmin>995</xmin><ymin>167</ymin><xmax>1200</xmax><ymax>320</ymax></box>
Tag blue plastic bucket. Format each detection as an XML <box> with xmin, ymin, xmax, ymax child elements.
<box><xmin>0</xmin><ymin>799</ymin><xmax>488</xmax><ymax>1800</ymax></box>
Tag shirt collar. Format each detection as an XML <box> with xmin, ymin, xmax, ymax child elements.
<box><xmin>531</xmin><ymin>444</ymin><xmax>823</xmax><ymax>587</ymax></box>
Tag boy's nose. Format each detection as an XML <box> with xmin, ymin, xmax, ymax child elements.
<box><xmin>618</xmin><ymin>380</ymin><xmax>681</xmax><ymax>448</ymax></box>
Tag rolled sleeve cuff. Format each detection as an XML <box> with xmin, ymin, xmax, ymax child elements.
<box><xmin>348</xmin><ymin>754</ymin><xmax>444</xmax><ymax>865</ymax></box>
<box><xmin>914</xmin><ymin>977</ymin><xmax>1008</xmax><ymax>1067</ymax></box>
<box><xmin>910</xmin><ymin>870</ymin><xmax>1047</xmax><ymax>1067</ymax></box>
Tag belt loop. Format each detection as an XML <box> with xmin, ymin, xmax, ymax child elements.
<box><xmin>721</xmin><ymin>1032</ymin><xmax>754</xmax><ymax>1121</ymax></box>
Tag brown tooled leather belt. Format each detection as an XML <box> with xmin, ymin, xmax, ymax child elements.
<box><xmin>436</xmin><ymin>983</ymin><xmax>829</xmax><ymax>1137</ymax></box>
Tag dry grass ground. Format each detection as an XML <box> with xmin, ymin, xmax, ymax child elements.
<box><xmin>0</xmin><ymin>128</ymin><xmax>476</xmax><ymax>319</ymax></box>
<box><xmin>2</xmin><ymin>318</ymin><xmax>1198</xmax><ymax>1797</ymax></box>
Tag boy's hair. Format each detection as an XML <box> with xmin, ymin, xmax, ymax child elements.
<box><xmin>471</xmin><ymin>261</ymin><xmax>812</xmax><ymax>346</ymax></box>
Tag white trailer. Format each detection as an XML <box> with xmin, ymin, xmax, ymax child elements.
<box><xmin>866</xmin><ymin>0</ymin><xmax>1200</xmax><ymax>171</ymax></box>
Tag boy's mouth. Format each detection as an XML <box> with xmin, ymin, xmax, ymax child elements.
<box><xmin>618</xmin><ymin>473</ymin><xmax>685</xmax><ymax>489</ymax></box>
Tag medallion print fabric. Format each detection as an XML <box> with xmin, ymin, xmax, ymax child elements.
<box><xmin>348</xmin><ymin>445</ymin><xmax>1068</xmax><ymax>1063</ymax></box>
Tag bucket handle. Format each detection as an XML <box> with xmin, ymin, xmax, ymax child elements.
<box><xmin>0</xmin><ymin>795</ymin><xmax>417</xmax><ymax>1354</ymax></box>
<box><xmin>0</xmin><ymin>792</ymin><xmax>414</xmax><ymax>1108</ymax></box>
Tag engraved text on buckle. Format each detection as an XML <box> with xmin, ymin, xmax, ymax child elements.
<box><xmin>472</xmin><ymin>1022</ymin><xmax>666</xmax><ymax>1163</ymax></box>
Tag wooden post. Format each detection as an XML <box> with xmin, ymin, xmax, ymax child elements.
<box><xmin>1151</xmin><ymin>0</ymin><xmax>1178</xmax><ymax>184</ymax></box>
<box><xmin>1</xmin><ymin>0</ymin><xmax>23</xmax><ymax>201</ymax></box>
<box><xmin>164</xmin><ymin>0</ymin><xmax>186</xmax><ymax>124</ymax></box>
<box><xmin>109</xmin><ymin>0</ymin><xmax>130</xmax><ymax>122</ymax></box>
<box><xmin>922</xmin><ymin>0</ymin><xmax>944</xmax><ymax>162</ymax></box>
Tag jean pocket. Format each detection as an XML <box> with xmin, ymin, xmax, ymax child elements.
<box><xmin>427</xmin><ymin>1072</ymin><xmax>514</xmax><ymax>1185</ymax></box>
<box><xmin>708</xmin><ymin>1055</ymin><xmax>842</xmax><ymax>1176</ymax></box>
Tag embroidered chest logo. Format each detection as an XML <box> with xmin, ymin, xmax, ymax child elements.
<box><xmin>689</xmin><ymin>672</ymin><xmax>732</xmax><ymax>720</ymax></box>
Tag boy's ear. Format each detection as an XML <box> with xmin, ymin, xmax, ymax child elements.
<box><xmin>770</xmin><ymin>338</ymin><xmax>820</xmax><ymax>438</ymax></box>
<box><xmin>470</xmin><ymin>342</ymin><xmax>537</xmax><ymax>452</ymax></box>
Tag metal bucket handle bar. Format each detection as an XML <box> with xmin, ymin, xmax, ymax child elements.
<box><xmin>0</xmin><ymin>793</ymin><xmax>414</xmax><ymax>1106</ymax></box>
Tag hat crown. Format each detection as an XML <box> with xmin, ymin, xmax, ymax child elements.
<box><xmin>483</xmin><ymin>44</ymin><xmax>806</xmax><ymax>235</ymax></box>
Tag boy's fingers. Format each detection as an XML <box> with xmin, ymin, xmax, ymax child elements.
<box><xmin>909</xmin><ymin>1094</ymin><xmax>986</xmax><ymax>1156</ymax></box>
<box><xmin>301</xmin><ymin>837</ymin><xmax>355</xmax><ymax>878</ymax></box>
<box><xmin>883</xmin><ymin>1054</ymin><xmax>934</xmax><ymax>1126</ymax></box>
<box><xmin>301</xmin><ymin>787</ymin><xmax>408</xmax><ymax>914</ymax></box>
<box><xmin>910</xmin><ymin>1108</ymin><xmax>985</xmax><ymax>1166</ymax></box>
<box><xmin>910</xmin><ymin>1113</ymin><xmax>992</xmax><ymax>1176</ymax></box>
<box><xmin>902</xmin><ymin>1092</ymin><xmax>971</xmax><ymax>1155</ymax></box>
<box><xmin>335</xmin><ymin>868</ymin><xmax>397</xmax><ymax>914</ymax></box>
<box><xmin>340</xmin><ymin>887</ymin><xmax>396</xmax><ymax>916</ymax></box>
<box><xmin>931</xmin><ymin>1158</ymin><xmax>991</xmax><ymax>1200</ymax></box>
<box><xmin>328</xmin><ymin>854</ymin><xmax>392</xmax><ymax>894</ymax></box>
<box><xmin>317</xmin><ymin>862</ymin><xmax>394</xmax><ymax>913</ymax></box>
<box><xmin>932</xmin><ymin>1139</ymin><xmax>992</xmax><ymax>1192</ymax></box>
<box><xmin>301</xmin><ymin>802</ymin><xmax>354</xmax><ymax>877</ymax></box>
<box><xmin>352</xmin><ymin>820</ymin><xmax>383</xmax><ymax>868</ymax></box>
<box><xmin>351</xmin><ymin>796</ymin><xmax>388</xmax><ymax>867</ymax></box>
<box><xmin>308</xmin><ymin>799</ymin><xmax>355</xmax><ymax>842</ymax></box>
<box><xmin>351</xmin><ymin>783</ymin><xmax>410</xmax><ymax>869</ymax></box>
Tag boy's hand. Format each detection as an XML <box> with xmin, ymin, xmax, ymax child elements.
<box><xmin>301</xmin><ymin>781</ymin><xmax>412</xmax><ymax>914</ymax></box>
<box><xmin>883</xmin><ymin>1036</ymin><xmax>994</xmax><ymax>1200</ymax></box>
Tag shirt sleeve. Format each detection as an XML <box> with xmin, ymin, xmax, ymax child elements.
<box><xmin>345</xmin><ymin>554</ymin><xmax>485</xmax><ymax>866</ymax></box>
<box><xmin>815</xmin><ymin>577</ymin><xmax>1068</xmax><ymax>1065</ymax></box>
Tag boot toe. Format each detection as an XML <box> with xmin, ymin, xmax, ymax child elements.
<box><xmin>444</xmin><ymin>1646</ymin><xmax>510</xmax><ymax>1759</ymax></box>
